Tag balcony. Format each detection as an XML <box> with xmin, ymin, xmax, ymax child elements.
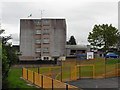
<box><xmin>35</xmin><ymin>39</ymin><xmax>41</xmax><ymax>44</ymax></box>
<box><xmin>35</xmin><ymin>48</ymin><xmax>41</xmax><ymax>53</ymax></box>
<box><xmin>35</xmin><ymin>29</ymin><xmax>41</xmax><ymax>34</ymax></box>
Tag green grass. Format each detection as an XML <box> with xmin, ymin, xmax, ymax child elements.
<box><xmin>7</xmin><ymin>67</ymin><xmax>38</xmax><ymax>89</ymax></box>
<box><xmin>106</xmin><ymin>59</ymin><xmax>120</xmax><ymax>64</ymax></box>
<box><xmin>78</xmin><ymin>66</ymin><xmax>93</xmax><ymax>77</ymax></box>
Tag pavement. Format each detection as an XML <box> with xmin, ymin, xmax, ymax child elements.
<box><xmin>66</xmin><ymin>77</ymin><xmax>120</xmax><ymax>90</ymax></box>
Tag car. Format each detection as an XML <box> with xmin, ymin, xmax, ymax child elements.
<box><xmin>105</xmin><ymin>52</ymin><xmax>119</xmax><ymax>58</ymax></box>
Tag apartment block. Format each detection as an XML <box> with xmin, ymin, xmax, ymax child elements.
<box><xmin>19</xmin><ymin>18</ymin><xmax>66</xmax><ymax>61</ymax></box>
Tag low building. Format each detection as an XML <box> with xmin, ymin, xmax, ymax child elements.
<box><xmin>66</xmin><ymin>45</ymin><xmax>90</xmax><ymax>57</ymax></box>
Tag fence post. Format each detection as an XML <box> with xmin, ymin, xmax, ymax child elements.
<box><xmin>79</xmin><ymin>66</ymin><xmax>80</xmax><ymax>79</ymax></box>
<box><xmin>52</xmin><ymin>79</ymin><xmax>54</xmax><ymax>90</ymax></box>
<box><xmin>75</xmin><ymin>66</ymin><xmax>77</xmax><ymax>80</ymax></box>
<box><xmin>66</xmin><ymin>84</ymin><xmax>68</xmax><ymax>90</ymax></box>
<box><xmin>33</xmin><ymin>72</ymin><xmax>35</xmax><ymax>84</ymax></box>
<box><xmin>22</xmin><ymin>68</ymin><xmax>23</xmax><ymax>77</ymax></box>
<box><xmin>27</xmin><ymin>69</ymin><xmax>28</xmax><ymax>80</ymax></box>
<box><xmin>116</xmin><ymin>63</ymin><xmax>118</xmax><ymax>76</ymax></box>
<box><xmin>38</xmin><ymin>67</ymin><xmax>39</xmax><ymax>74</ymax></box>
<box><xmin>41</xmin><ymin>75</ymin><xmax>43</xmax><ymax>88</ymax></box>
<box><xmin>70</xmin><ymin>66</ymin><xmax>71</xmax><ymax>80</ymax></box>
<box><xmin>104</xmin><ymin>58</ymin><xmax>106</xmax><ymax>79</ymax></box>
<box><xmin>61</xmin><ymin>60</ymin><xmax>62</xmax><ymax>82</ymax></box>
<box><xmin>69</xmin><ymin>66</ymin><xmax>71</xmax><ymax>81</ymax></box>
<box><xmin>93</xmin><ymin>65</ymin><xmax>95</xmax><ymax>79</ymax></box>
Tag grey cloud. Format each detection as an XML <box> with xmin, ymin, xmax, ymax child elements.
<box><xmin>11</xmin><ymin>33</ymin><xmax>19</xmax><ymax>45</ymax></box>
<box><xmin>1</xmin><ymin>1</ymin><xmax>118</xmax><ymax>45</ymax></box>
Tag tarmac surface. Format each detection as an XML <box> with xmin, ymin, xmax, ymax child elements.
<box><xmin>66</xmin><ymin>77</ymin><xmax>120</xmax><ymax>90</ymax></box>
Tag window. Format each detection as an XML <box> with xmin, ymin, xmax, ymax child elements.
<box><xmin>36</xmin><ymin>29</ymin><xmax>41</xmax><ymax>34</ymax></box>
<box><xmin>43</xmin><ymin>20</ymin><xmax>49</xmax><ymax>25</ymax></box>
<box><xmin>35</xmin><ymin>48</ymin><xmax>41</xmax><ymax>52</ymax></box>
<box><xmin>43</xmin><ymin>47</ymin><xmax>49</xmax><ymax>53</ymax></box>
<box><xmin>34</xmin><ymin>20</ymin><xmax>41</xmax><ymax>25</ymax></box>
<box><xmin>36</xmin><ymin>57</ymin><xmax>40</xmax><ymax>60</ymax></box>
<box><xmin>43</xmin><ymin>38</ymin><xmax>49</xmax><ymax>43</ymax></box>
<box><xmin>43</xmin><ymin>29</ymin><xmax>49</xmax><ymax>35</ymax></box>
<box><xmin>70</xmin><ymin>50</ymin><xmax>76</xmax><ymax>55</ymax></box>
<box><xmin>35</xmin><ymin>39</ymin><xmax>41</xmax><ymax>44</ymax></box>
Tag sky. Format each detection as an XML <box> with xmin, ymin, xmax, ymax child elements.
<box><xmin>0</xmin><ymin>0</ymin><xmax>119</xmax><ymax>45</ymax></box>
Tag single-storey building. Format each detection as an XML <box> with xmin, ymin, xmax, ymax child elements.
<box><xmin>66</xmin><ymin>45</ymin><xmax>90</xmax><ymax>57</ymax></box>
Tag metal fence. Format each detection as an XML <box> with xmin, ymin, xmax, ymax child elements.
<box><xmin>27</xmin><ymin>59</ymin><xmax>120</xmax><ymax>81</ymax></box>
<box><xmin>22</xmin><ymin>68</ymin><xmax>80</xmax><ymax>90</ymax></box>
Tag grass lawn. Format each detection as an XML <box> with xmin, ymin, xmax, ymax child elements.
<box><xmin>7</xmin><ymin>67</ymin><xmax>38</xmax><ymax>89</ymax></box>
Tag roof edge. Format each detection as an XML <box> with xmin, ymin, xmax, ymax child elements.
<box><xmin>20</xmin><ymin>17</ymin><xmax>66</xmax><ymax>20</ymax></box>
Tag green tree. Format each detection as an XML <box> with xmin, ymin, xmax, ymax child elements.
<box><xmin>117</xmin><ymin>35</ymin><xmax>120</xmax><ymax>55</ymax></box>
<box><xmin>1</xmin><ymin>30</ymin><xmax>11</xmax><ymax>88</ymax></box>
<box><xmin>67</xmin><ymin>36</ymin><xmax>77</xmax><ymax>45</ymax></box>
<box><xmin>88</xmin><ymin>24</ymin><xmax>120</xmax><ymax>52</ymax></box>
<box><xmin>1</xmin><ymin>30</ymin><xmax>18</xmax><ymax>88</ymax></box>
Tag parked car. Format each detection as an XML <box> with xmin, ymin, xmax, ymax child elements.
<box><xmin>105</xmin><ymin>52</ymin><xmax>119</xmax><ymax>58</ymax></box>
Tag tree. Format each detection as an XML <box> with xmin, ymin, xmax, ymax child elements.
<box><xmin>1</xmin><ymin>30</ymin><xmax>18</xmax><ymax>88</ymax></box>
<box><xmin>88</xmin><ymin>24</ymin><xmax>120</xmax><ymax>52</ymax></box>
<box><xmin>67</xmin><ymin>36</ymin><xmax>77</xmax><ymax>45</ymax></box>
<box><xmin>117</xmin><ymin>35</ymin><xmax>120</xmax><ymax>55</ymax></box>
<box><xmin>0</xmin><ymin>30</ymin><xmax>10</xmax><ymax>88</ymax></box>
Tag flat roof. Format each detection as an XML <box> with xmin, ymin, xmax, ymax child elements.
<box><xmin>20</xmin><ymin>17</ymin><xmax>65</xmax><ymax>20</ymax></box>
<box><xmin>66</xmin><ymin>45</ymin><xmax>88</xmax><ymax>50</ymax></box>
